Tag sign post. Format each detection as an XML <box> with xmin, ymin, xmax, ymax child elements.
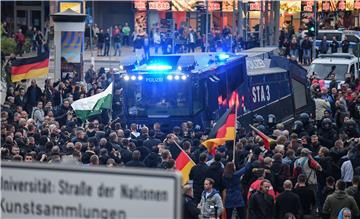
<box><xmin>1</xmin><ymin>162</ymin><xmax>182</xmax><ymax>219</ymax></box>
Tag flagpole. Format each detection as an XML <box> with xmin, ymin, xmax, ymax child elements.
<box><xmin>173</xmin><ymin>139</ymin><xmax>196</xmax><ymax>165</ymax></box>
<box><xmin>232</xmin><ymin>95</ymin><xmax>238</xmax><ymax>163</ymax></box>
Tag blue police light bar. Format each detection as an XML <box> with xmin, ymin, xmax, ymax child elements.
<box><xmin>167</xmin><ymin>75</ymin><xmax>173</xmax><ymax>80</ymax></box>
<box><xmin>218</xmin><ymin>53</ymin><xmax>230</xmax><ymax>61</ymax></box>
<box><xmin>146</xmin><ymin>64</ymin><xmax>172</xmax><ymax>71</ymax></box>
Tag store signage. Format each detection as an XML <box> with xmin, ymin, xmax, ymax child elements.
<box><xmin>134</xmin><ymin>0</ymin><xmax>147</xmax><ymax>11</ymax></box>
<box><xmin>149</xmin><ymin>1</ymin><xmax>171</xmax><ymax>11</ymax></box>
<box><xmin>302</xmin><ymin>1</ymin><xmax>314</xmax><ymax>12</ymax></box>
<box><xmin>355</xmin><ymin>0</ymin><xmax>360</xmax><ymax>9</ymax></box>
<box><xmin>249</xmin><ymin>2</ymin><xmax>261</xmax><ymax>11</ymax></box>
<box><xmin>209</xmin><ymin>2</ymin><xmax>221</xmax><ymax>11</ymax></box>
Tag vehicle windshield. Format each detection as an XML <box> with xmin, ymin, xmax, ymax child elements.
<box><xmin>309</xmin><ymin>63</ymin><xmax>348</xmax><ymax>81</ymax></box>
<box><xmin>125</xmin><ymin>80</ymin><xmax>191</xmax><ymax>117</ymax></box>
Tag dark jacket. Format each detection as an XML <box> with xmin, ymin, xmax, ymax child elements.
<box><xmin>14</xmin><ymin>95</ymin><xmax>27</xmax><ymax>108</ymax></box>
<box><xmin>323</xmin><ymin>190</ymin><xmax>360</xmax><ymax>219</ymax></box>
<box><xmin>189</xmin><ymin>162</ymin><xmax>208</xmax><ymax>204</ymax></box>
<box><xmin>275</xmin><ymin>190</ymin><xmax>303</xmax><ymax>219</ymax></box>
<box><xmin>143</xmin><ymin>138</ymin><xmax>161</xmax><ymax>151</ymax></box>
<box><xmin>205</xmin><ymin>161</ymin><xmax>224</xmax><ymax>192</ymax></box>
<box><xmin>341</xmin><ymin>40</ymin><xmax>350</xmax><ymax>53</ymax></box>
<box><xmin>223</xmin><ymin>163</ymin><xmax>252</xmax><ymax>208</ymax></box>
<box><xmin>330</xmin><ymin>40</ymin><xmax>339</xmax><ymax>53</ymax></box>
<box><xmin>248</xmin><ymin>190</ymin><xmax>274</xmax><ymax>219</ymax></box>
<box><xmin>125</xmin><ymin>160</ymin><xmax>145</xmax><ymax>168</ymax></box>
<box><xmin>319</xmin><ymin>40</ymin><xmax>329</xmax><ymax>54</ymax></box>
<box><xmin>143</xmin><ymin>152</ymin><xmax>162</xmax><ymax>168</ymax></box>
<box><xmin>270</xmin><ymin>160</ymin><xmax>290</xmax><ymax>193</ymax></box>
<box><xmin>293</xmin><ymin>185</ymin><xmax>316</xmax><ymax>215</ymax></box>
<box><xmin>183</xmin><ymin>194</ymin><xmax>200</xmax><ymax>219</ymax></box>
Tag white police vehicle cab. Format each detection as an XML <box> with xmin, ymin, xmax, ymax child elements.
<box><xmin>308</xmin><ymin>53</ymin><xmax>359</xmax><ymax>88</ymax></box>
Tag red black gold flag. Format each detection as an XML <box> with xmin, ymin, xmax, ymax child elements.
<box><xmin>171</xmin><ymin>144</ymin><xmax>195</xmax><ymax>185</ymax></box>
<box><xmin>249</xmin><ymin>124</ymin><xmax>275</xmax><ymax>150</ymax></box>
<box><xmin>202</xmin><ymin>108</ymin><xmax>236</xmax><ymax>155</ymax></box>
<box><xmin>11</xmin><ymin>53</ymin><xmax>49</xmax><ymax>82</ymax></box>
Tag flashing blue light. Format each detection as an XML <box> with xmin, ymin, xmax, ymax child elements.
<box><xmin>167</xmin><ymin>75</ymin><xmax>173</xmax><ymax>80</ymax></box>
<box><xmin>131</xmin><ymin>75</ymin><xmax>136</xmax><ymax>80</ymax></box>
<box><xmin>218</xmin><ymin>53</ymin><xmax>230</xmax><ymax>61</ymax></box>
<box><xmin>181</xmin><ymin>75</ymin><xmax>187</xmax><ymax>80</ymax></box>
<box><xmin>174</xmin><ymin>75</ymin><xmax>180</xmax><ymax>80</ymax></box>
<box><xmin>124</xmin><ymin>75</ymin><xmax>130</xmax><ymax>81</ymax></box>
<box><xmin>146</xmin><ymin>64</ymin><xmax>172</xmax><ymax>71</ymax></box>
<box><xmin>137</xmin><ymin>75</ymin><xmax>143</xmax><ymax>80</ymax></box>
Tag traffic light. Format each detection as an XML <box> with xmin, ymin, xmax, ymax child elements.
<box><xmin>307</xmin><ymin>20</ymin><xmax>315</xmax><ymax>37</ymax></box>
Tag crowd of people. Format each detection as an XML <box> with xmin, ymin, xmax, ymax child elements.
<box><xmin>2</xmin><ymin>20</ymin><xmax>360</xmax><ymax>219</ymax></box>
<box><xmin>2</xmin><ymin>60</ymin><xmax>360</xmax><ymax>218</ymax></box>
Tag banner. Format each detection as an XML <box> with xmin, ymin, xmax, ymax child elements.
<box><xmin>61</xmin><ymin>31</ymin><xmax>82</xmax><ymax>63</ymax></box>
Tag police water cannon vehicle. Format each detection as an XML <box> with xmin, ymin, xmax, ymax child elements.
<box><xmin>113</xmin><ymin>49</ymin><xmax>313</xmax><ymax>130</ymax></box>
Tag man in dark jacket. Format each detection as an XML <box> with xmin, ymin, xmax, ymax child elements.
<box><xmin>271</xmin><ymin>153</ymin><xmax>290</xmax><ymax>194</ymax></box>
<box><xmin>205</xmin><ymin>153</ymin><xmax>224</xmax><ymax>192</ymax></box>
<box><xmin>125</xmin><ymin>150</ymin><xmax>145</xmax><ymax>167</ymax></box>
<box><xmin>143</xmin><ymin>130</ymin><xmax>161</xmax><ymax>151</ymax></box>
<box><xmin>319</xmin><ymin>36</ymin><xmax>329</xmax><ymax>54</ymax></box>
<box><xmin>323</xmin><ymin>180</ymin><xmax>360</xmax><ymax>219</ymax></box>
<box><xmin>341</xmin><ymin>36</ymin><xmax>350</xmax><ymax>53</ymax></box>
<box><xmin>275</xmin><ymin>180</ymin><xmax>303</xmax><ymax>219</ymax></box>
<box><xmin>293</xmin><ymin>174</ymin><xmax>316</xmax><ymax>218</ymax></box>
<box><xmin>25</xmin><ymin>80</ymin><xmax>42</xmax><ymax>114</ymax></box>
<box><xmin>330</xmin><ymin>36</ymin><xmax>339</xmax><ymax>53</ymax></box>
<box><xmin>54</xmin><ymin>99</ymin><xmax>71</xmax><ymax>127</ymax></box>
<box><xmin>183</xmin><ymin>184</ymin><xmax>200</xmax><ymax>219</ymax></box>
<box><xmin>248</xmin><ymin>179</ymin><xmax>274</xmax><ymax>219</ymax></box>
<box><xmin>189</xmin><ymin>153</ymin><xmax>208</xmax><ymax>204</ymax></box>
<box><xmin>15</xmin><ymin>88</ymin><xmax>27</xmax><ymax>109</ymax></box>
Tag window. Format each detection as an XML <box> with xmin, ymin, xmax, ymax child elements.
<box><xmin>346</xmin><ymin>34</ymin><xmax>360</xmax><ymax>44</ymax></box>
<box><xmin>316</xmin><ymin>33</ymin><xmax>342</xmax><ymax>41</ymax></box>
<box><xmin>292</xmin><ymin>79</ymin><xmax>307</xmax><ymax>110</ymax></box>
<box><xmin>309</xmin><ymin>63</ymin><xmax>349</xmax><ymax>80</ymax></box>
<box><xmin>125</xmin><ymin>80</ymin><xmax>191</xmax><ymax>117</ymax></box>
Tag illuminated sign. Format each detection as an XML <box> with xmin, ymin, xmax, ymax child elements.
<box><xmin>302</xmin><ymin>1</ymin><xmax>314</xmax><ymax>12</ymax></box>
<box><xmin>149</xmin><ymin>1</ymin><xmax>171</xmax><ymax>10</ymax></box>
<box><xmin>59</xmin><ymin>2</ymin><xmax>81</xmax><ymax>13</ymax></box>
<box><xmin>249</xmin><ymin>2</ymin><xmax>261</xmax><ymax>11</ymax></box>
<box><xmin>209</xmin><ymin>2</ymin><xmax>221</xmax><ymax>11</ymax></box>
<box><xmin>134</xmin><ymin>0</ymin><xmax>147</xmax><ymax>10</ymax></box>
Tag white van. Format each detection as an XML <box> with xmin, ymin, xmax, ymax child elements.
<box><xmin>302</xmin><ymin>29</ymin><xmax>360</xmax><ymax>49</ymax></box>
<box><xmin>308</xmin><ymin>53</ymin><xmax>359</xmax><ymax>87</ymax></box>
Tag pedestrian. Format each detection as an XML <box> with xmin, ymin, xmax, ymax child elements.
<box><xmin>183</xmin><ymin>184</ymin><xmax>201</xmax><ymax>219</ymax></box>
<box><xmin>205</xmin><ymin>153</ymin><xmax>224</xmax><ymax>192</ymax></box>
<box><xmin>293</xmin><ymin>174</ymin><xmax>316</xmax><ymax>219</ymax></box>
<box><xmin>15</xmin><ymin>29</ymin><xmax>25</xmax><ymax>56</ymax></box>
<box><xmin>25</xmin><ymin>80</ymin><xmax>43</xmax><ymax>115</ymax></box>
<box><xmin>189</xmin><ymin>153</ymin><xmax>209</xmax><ymax>204</ymax></box>
<box><xmin>331</xmin><ymin>36</ymin><xmax>339</xmax><ymax>53</ymax></box>
<box><xmin>35</xmin><ymin>29</ymin><xmax>44</xmax><ymax>55</ymax></box>
<box><xmin>96</xmin><ymin>28</ymin><xmax>105</xmax><ymax>56</ymax></box>
<box><xmin>337</xmin><ymin>208</ymin><xmax>352</xmax><ymax>219</ymax></box>
<box><xmin>319</xmin><ymin>35</ymin><xmax>329</xmax><ymax>54</ymax></box>
<box><xmin>289</xmin><ymin>37</ymin><xmax>299</xmax><ymax>60</ymax></box>
<box><xmin>143</xmin><ymin>34</ymin><xmax>150</xmax><ymax>60</ymax></box>
<box><xmin>342</xmin><ymin>36</ymin><xmax>350</xmax><ymax>53</ymax></box>
<box><xmin>345</xmin><ymin>175</ymin><xmax>360</xmax><ymax>208</ymax></box>
<box><xmin>153</xmin><ymin>28</ymin><xmax>161</xmax><ymax>54</ymax></box>
<box><xmin>113</xmin><ymin>31</ymin><xmax>121</xmax><ymax>56</ymax></box>
<box><xmin>248</xmin><ymin>179</ymin><xmax>275</xmax><ymax>219</ymax></box>
<box><xmin>198</xmin><ymin>178</ymin><xmax>224</xmax><ymax>218</ymax></box>
<box><xmin>103</xmin><ymin>29</ymin><xmax>110</xmax><ymax>56</ymax></box>
<box><xmin>122</xmin><ymin>22</ymin><xmax>131</xmax><ymax>46</ymax></box>
<box><xmin>274</xmin><ymin>180</ymin><xmax>303</xmax><ymax>219</ymax></box>
<box><xmin>32</xmin><ymin>101</ymin><xmax>44</xmax><ymax>128</ymax></box>
<box><xmin>222</xmin><ymin>153</ymin><xmax>253</xmax><ymax>219</ymax></box>
<box><xmin>301</xmin><ymin>35</ymin><xmax>312</xmax><ymax>65</ymax></box>
<box><xmin>323</xmin><ymin>180</ymin><xmax>359</xmax><ymax>219</ymax></box>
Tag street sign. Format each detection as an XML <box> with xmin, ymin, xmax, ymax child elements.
<box><xmin>1</xmin><ymin>162</ymin><xmax>182</xmax><ymax>219</ymax></box>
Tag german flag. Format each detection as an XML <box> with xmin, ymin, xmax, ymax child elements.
<box><xmin>249</xmin><ymin>124</ymin><xmax>275</xmax><ymax>150</ymax></box>
<box><xmin>172</xmin><ymin>143</ymin><xmax>195</xmax><ymax>185</ymax></box>
<box><xmin>202</xmin><ymin>108</ymin><xmax>236</xmax><ymax>155</ymax></box>
<box><xmin>11</xmin><ymin>53</ymin><xmax>49</xmax><ymax>82</ymax></box>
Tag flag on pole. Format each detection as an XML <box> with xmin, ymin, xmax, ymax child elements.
<box><xmin>171</xmin><ymin>142</ymin><xmax>195</xmax><ymax>185</ymax></box>
<box><xmin>249</xmin><ymin>124</ymin><xmax>275</xmax><ymax>150</ymax></box>
<box><xmin>202</xmin><ymin>108</ymin><xmax>236</xmax><ymax>155</ymax></box>
<box><xmin>11</xmin><ymin>53</ymin><xmax>49</xmax><ymax>82</ymax></box>
<box><xmin>71</xmin><ymin>82</ymin><xmax>113</xmax><ymax>121</ymax></box>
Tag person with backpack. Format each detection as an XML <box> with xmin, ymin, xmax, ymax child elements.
<box><xmin>293</xmin><ymin>148</ymin><xmax>322</xmax><ymax>191</ymax></box>
<box><xmin>15</xmin><ymin>29</ymin><xmax>25</xmax><ymax>56</ymax></box>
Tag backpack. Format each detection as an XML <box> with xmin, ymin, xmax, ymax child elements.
<box><xmin>293</xmin><ymin>158</ymin><xmax>308</xmax><ymax>182</ymax></box>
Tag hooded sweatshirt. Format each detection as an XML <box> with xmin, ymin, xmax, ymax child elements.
<box><xmin>323</xmin><ymin>190</ymin><xmax>359</xmax><ymax>219</ymax></box>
